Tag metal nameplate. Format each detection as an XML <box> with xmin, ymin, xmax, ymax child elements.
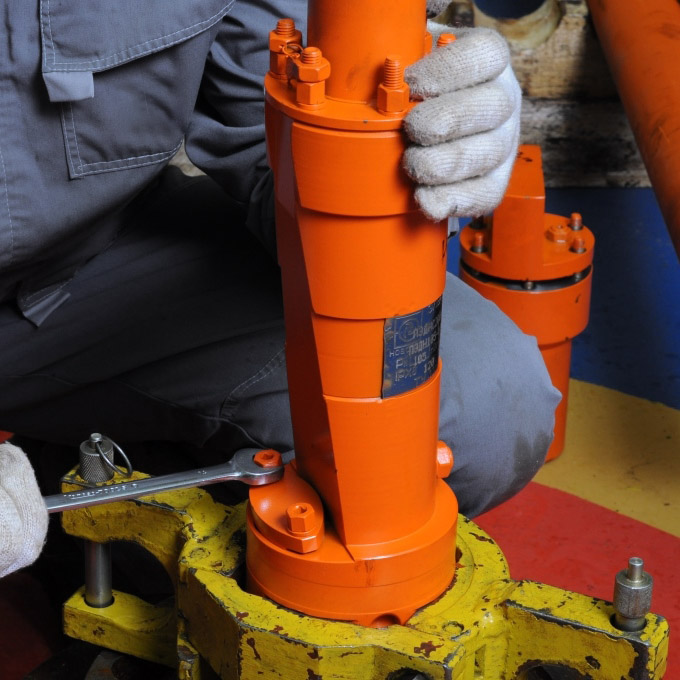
<box><xmin>382</xmin><ymin>297</ymin><xmax>442</xmax><ymax>398</ymax></box>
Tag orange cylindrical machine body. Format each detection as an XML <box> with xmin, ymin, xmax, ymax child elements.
<box><xmin>460</xmin><ymin>145</ymin><xmax>594</xmax><ymax>461</ymax></box>
<box><xmin>246</xmin><ymin>1</ymin><xmax>458</xmax><ymax>627</ymax></box>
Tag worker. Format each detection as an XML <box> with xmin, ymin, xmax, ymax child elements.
<box><xmin>0</xmin><ymin>0</ymin><xmax>559</xmax><ymax>578</ymax></box>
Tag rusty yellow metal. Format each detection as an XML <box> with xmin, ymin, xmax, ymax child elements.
<box><xmin>60</xmin><ymin>468</ymin><xmax>669</xmax><ymax>678</ymax></box>
<box><xmin>63</xmin><ymin>586</ymin><xmax>176</xmax><ymax>667</ymax></box>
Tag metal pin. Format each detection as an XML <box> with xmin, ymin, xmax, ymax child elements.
<box><xmin>627</xmin><ymin>556</ymin><xmax>644</xmax><ymax>582</ymax></box>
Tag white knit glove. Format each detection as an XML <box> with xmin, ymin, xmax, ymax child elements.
<box><xmin>0</xmin><ymin>442</ymin><xmax>48</xmax><ymax>577</ymax></box>
<box><xmin>403</xmin><ymin>23</ymin><xmax>521</xmax><ymax>221</ymax></box>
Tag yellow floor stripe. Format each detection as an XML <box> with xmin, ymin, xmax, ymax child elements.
<box><xmin>534</xmin><ymin>379</ymin><xmax>680</xmax><ymax>537</ymax></box>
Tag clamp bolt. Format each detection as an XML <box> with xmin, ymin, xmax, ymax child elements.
<box><xmin>286</xmin><ymin>503</ymin><xmax>315</xmax><ymax>535</ymax></box>
<box><xmin>613</xmin><ymin>556</ymin><xmax>653</xmax><ymax>631</ymax></box>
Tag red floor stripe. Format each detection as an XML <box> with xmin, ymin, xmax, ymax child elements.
<box><xmin>0</xmin><ymin>572</ymin><xmax>62</xmax><ymax>679</ymax></box>
<box><xmin>476</xmin><ymin>481</ymin><xmax>678</xmax><ymax>677</ymax></box>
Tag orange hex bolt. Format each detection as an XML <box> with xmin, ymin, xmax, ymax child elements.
<box><xmin>377</xmin><ymin>56</ymin><xmax>410</xmax><ymax>114</ymax></box>
<box><xmin>269</xmin><ymin>18</ymin><xmax>303</xmax><ymax>78</ymax></box>
<box><xmin>295</xmin><ymin>46</ymin><xmax>331</xmax><ymax>108</ymax></box>
<box><xmin>286</xmin><ymin>503</ymin><xmax>316</xmax><ymax>535</ymax></box>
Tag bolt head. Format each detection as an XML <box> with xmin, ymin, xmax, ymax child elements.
<box><xmin>286</xmin><ymin>503</ymin><xmax>315</xmax><ymax>535</ymax></box>
<box><xmin>547</xmin><ymin>224</ymin><xmax>569</xmax><ymax>243</ymax></box>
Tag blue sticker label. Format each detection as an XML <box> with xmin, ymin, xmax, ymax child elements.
<box><xmin>382</xmin><ymin>297</ymin><xmax>442</xmax><ymax>398</ymax></box>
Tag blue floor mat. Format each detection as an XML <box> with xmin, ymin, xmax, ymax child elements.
<box><xmin>448</xmin><ymin>188</ymin><xmax>680</xmax><ymax>409</ymax></box>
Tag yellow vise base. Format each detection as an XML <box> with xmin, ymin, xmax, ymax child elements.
<box><xmin>60</xmin><ymin>469</ymin><xmax>669</xmax><ymax>679</ymax></box>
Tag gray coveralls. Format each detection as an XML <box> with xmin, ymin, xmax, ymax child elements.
<box><xmin>0</xmin><ymin>0</ymin><xmax>559</xmax><ymax>517</ymax></box>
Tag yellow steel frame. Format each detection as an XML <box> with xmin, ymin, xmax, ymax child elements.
<box><xmin>60</xmin><ymin>469</ymin><xmax>669</xmax><ymax>679</ymax></box>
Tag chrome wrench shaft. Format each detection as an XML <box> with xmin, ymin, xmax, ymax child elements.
<box><xmin>44</xmin><ymin>449</ymin><xmax>283</xmax><ymax>514</ymax></box>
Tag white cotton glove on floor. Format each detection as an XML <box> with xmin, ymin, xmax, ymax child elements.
<box><xmin>0</xmin><ymin>442</ymin><xmax>48</xmax><ymax>578</ymax></box>
<box><xmin>403</xmin><ymin>22</ymin><xmax>521</xmax><ymax>221</ymax></box>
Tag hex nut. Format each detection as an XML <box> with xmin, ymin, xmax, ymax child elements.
<box><xmin>268</xmin><ymin>29</ymin><xmax>303</xmax><ymax>53</ymax></box>
<box><xmin>296</xmin><ymin>59</ymin><xmax>331</xmax><ymax>84</ymax></box>
<box><xmin>296</xmin><ymin>81</ymin><xmax>326</xmax><ymax>107</ymax></box>
<box><xmin>547</xmin><ymin>223</ymin><xmax>569</xmax><ymax>243</ymax></box>
<box><xmin>286</xmin><ymin>503</ymin><xmax>315</xmax><ymax>535</ymax></box>
<box><xmin>377</xmin><ymin>83</ymin><xmax>410</xmax><ymax>114</ymax></box>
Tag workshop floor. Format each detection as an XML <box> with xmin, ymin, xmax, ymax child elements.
<box><xmin>472</xmin><ymin>187</ymin><xmax>680</xmax><ymax>677</ymax></box>
<box><xmin>4</xmin><ymin>187</ymin><xmax>679</xmax><ymax>678</ymax></box>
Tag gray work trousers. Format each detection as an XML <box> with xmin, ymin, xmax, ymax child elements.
<box><xmin>0</xmin><ymin>169</ymin><xmax>560</xmax><ymax>517</ymax></box>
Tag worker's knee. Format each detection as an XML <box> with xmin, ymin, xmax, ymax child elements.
<box><xmin>438</xmin><ymin>273</ymin><xmax>561</xmax><ymax>517</ymax></box>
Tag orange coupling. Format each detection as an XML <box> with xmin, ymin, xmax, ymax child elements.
<box><xmin>459</xmin><ymin>145</ymin><xmax>594</xmax><ymax>461</ymax></box>
<box><xmin>247</xmin><ymin>0</ymin><xmax>459</xmax><ymax>628</ymax></box>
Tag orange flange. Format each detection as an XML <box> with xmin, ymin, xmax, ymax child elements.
<box><xmin>247</xmin><ymin>0</ymin><xmax>459</xmax><ymax>626</ymax></box>
<box><xmin>460</xmin><ymin>145</ymin><xmax>594</xmax><ymax>461</ymax></box>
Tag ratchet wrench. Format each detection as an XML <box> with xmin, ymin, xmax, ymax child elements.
<box><xmin>44</xmin><ymin>448</ymin><xmax>283</xmax><ymax>514</ymax></box>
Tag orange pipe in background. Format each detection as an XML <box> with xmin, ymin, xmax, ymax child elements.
<box><xmin>587</xmin><ymin>0</ymin><xmax>680</xmax><ymax>260</ymax></box>
<box><xmin>460</xmin><ymin>145</ymin><xmax>594</xmax><ymax>461</ymax></box>
<box><xmin>246</xmin><ymin>0</ymin><xmax>459</xmax><ymax>627</ymax></box>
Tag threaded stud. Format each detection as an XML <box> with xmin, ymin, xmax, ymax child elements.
<box><xmin>383</xmin><ymin>56</ymin><xmax>404</xmax><ymax>88</ymax></box>
<box><xmin>301</xmin><ymin>46</ymin><xmax>322</xmax><ymax>65</ymax></box>
<box><xmin>470</xmin><ymin>231</ymin><xmax>486</xmax><ymax>253</ymax></box>
<box><xmin>570</xmin><ymin>212</ymin><xmax>583</xmax><ymax>230</ymax></box>
<box><xmin>571</xmin><ymin>236</ymin><xmax>586</xmax><ymax>253</ymax></box>
<box><xmin>275</xmin><ymin>18</ymin><xmax>296</xmax><ymax>37</ymax></box>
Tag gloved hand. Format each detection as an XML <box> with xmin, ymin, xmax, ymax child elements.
<box><xmin>0</xmin><ymin>442</ymin><xmax>48</xmax><ymax>578</ymax></box>
<box><xmin>403</xmin><ymin>21</ymin><xmax>521</xmax><ymax>221</ymax></box>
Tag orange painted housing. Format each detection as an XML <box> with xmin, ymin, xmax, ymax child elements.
<box><xmin>246</xmin><ymin>0</ymin><xmax>459</xmax><ymax>627</ymax></box>
<box><xmin>587</xmin><ymin>0</ymin><xmax>680</xmax><ymax>260</ymax></box>
<box><xmin>460</xmin><ymin>146</ymin><xmax>594</xmax><ymax>462</ymax></box>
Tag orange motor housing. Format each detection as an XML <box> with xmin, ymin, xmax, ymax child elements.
<box><xmin>460</xmin><ymin>146</ymin><xmax>594</xmax><ymax>461</ymax></box>
<box><xmin>246</xmin><ymin>1</ymin><xmax>459</xmax><ymax>627</ymax></box>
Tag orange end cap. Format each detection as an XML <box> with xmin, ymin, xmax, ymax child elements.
<box><xmin>436</xmin><ymin>441</ymin><xmax>454</xmax><ymax>479</ymax></box>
